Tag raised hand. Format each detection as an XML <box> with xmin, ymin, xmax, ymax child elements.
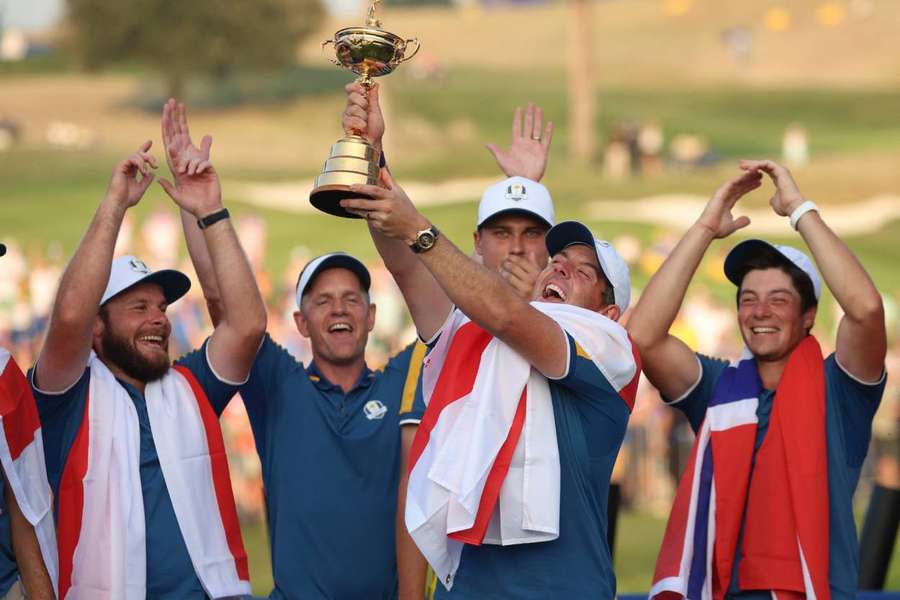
<box><xmin>342</xmin><ymin>82</ymin><xmax>385</xmax><ymax>149</ymax></box>
<box><xmin>104</xmin><ymin>140</ymin><xmax>158</xmax><ymax>208</ymax></box>
<box><xmin>696</xmin><ymin>169</ymin><xmax>763</xmax><ymax>239</ymax></box>
<box><xmin>499</xmin><ymin>254</ymin><xmax>543</xmax><ymax>299</ymax></box>
<box><xmin>739</xmin><ymin>159</ymin><xmax>805</xmax><ymax>217</ymax></box>
<box><xmin>486</xmin><ymin>103</ymin><xmax>554</xmax><ymax>182</ymax></box>
<box><xmin>341</xmin><ymin>169</ymin><xmax>429</xmax><ymax>243</ymax></box>
<box><xmin>158</xmin><ymin>99</ymin><xmax>222</xmax><ymax>217</ymax></box>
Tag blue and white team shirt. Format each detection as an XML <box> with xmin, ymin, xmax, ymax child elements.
<box><xmin>30</xmin><ymin>340</ymin><xmax>237</xmax><ymax>599</ymax></box>
<box><xmin>667</xmin><ymin>352</ymin><xmax>885</xmax><ymax>599</ymax></box>
<box><xmin>430</xmin><ymin>333</ymin><xmax>633</xmax><ymax>599</ymax></box>
<box><xmin>227</xmin><ymin>334</ymin><xmax>425</xmax><ymax>600</ymax></box>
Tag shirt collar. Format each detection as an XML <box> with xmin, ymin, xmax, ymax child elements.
<box><xmin>306</xmin><ymin>361</ymin><xmax>374</xmax><ymax>392</ymax></box>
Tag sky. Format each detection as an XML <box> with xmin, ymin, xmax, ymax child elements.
<box><xmin>2</xmin><ymin>0</ymin><xmax>63</xmax><ymax>31</ymax></box>
<box><xmin>1</xmin><ymin>0</ymin><xmax>358</xmax><ymax>32</ymax></box>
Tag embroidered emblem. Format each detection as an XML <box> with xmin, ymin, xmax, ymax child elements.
<box><xmin>504</xmin><ymin>183</ymin><xmax>527</xmax><ymax>202</ymax></box>
<box><xmin>364</xmin><ymin>399</ymin><xmax>388</xmax><ymax>420</ymax></box>
<box><xmin>129</xmin><ymin>258</ymin><xmax>151</xmax><ymax>274</ymax></box>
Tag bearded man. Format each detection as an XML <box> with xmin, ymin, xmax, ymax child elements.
<box><xmin>31</xmin><ymin>107</ymin><xmax>266</xmax><ymax>600</ymax></box>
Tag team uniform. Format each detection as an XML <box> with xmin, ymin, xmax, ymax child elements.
<box><xmin>666</xmin><ymin>352</ymin><xmax>885</xmax><ymax>598</ymax></box>
<box><xmin>425</xmin><ymin>330</ymin><xmax>635</xmax><ymax>599</ymax></box>
<box><xmin>30</xmin><ymin>340</ymin><xmax>239</xmax><ymax>599</ymax></box>
<box><xmin>221</xmin><ymin>333</ymin><xmax>425</xmax><ymax>599</ymax></box>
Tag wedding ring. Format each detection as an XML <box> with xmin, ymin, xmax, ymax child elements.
<box><xmin>532</xmin><ymin>135</ymin><xmax>541</xmax><ymax>140</ymax></box>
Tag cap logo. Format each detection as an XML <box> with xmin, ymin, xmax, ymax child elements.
<box><xmin>129</xmin><ymin>258</ymin><xmax>151</xmax><ymax>274</ymax></box>
<box><xmin>505</xmin><ymin>184</ymin><xmax>527</xmax><ymax>202</ymax></box>
<box><xmin>364</xmin><ymin>399</ymin><xmax>387</xmax><ymax>420</ymax></box>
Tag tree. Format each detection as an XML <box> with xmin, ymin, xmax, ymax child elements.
<box><xmin>65</xmin><ymin>0</ymin><xmax>324</xmax><ymax>100</ymax></box>
<box><xmin>567</xmin><ymin>0</ymin><xmax>596</xmax><ymax>163</ymax></box>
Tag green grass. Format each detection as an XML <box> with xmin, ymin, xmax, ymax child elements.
<box><xmin>240</xmin><ymin>510</ymin><xmax>900</xmax><ymax>594</ymax></box>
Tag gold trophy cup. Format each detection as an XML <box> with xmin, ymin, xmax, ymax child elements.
<box><xmin>310</xmin><ymin>0</ymin><xmax>420</xmax><ymax>217</ymax></box>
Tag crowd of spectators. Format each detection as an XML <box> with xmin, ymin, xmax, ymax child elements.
<box><xmin>1</xmin><ymin>211</ymin><xmax>896</xmax><ymax>524</ymax></box>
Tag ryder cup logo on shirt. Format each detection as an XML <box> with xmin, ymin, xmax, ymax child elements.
<box><xmin>364</xmin><ymin>400</ymin><xmax>388</xmax><ymax>420</ymax></box>
<box><xmin>130</xmin><ymin>258</ymin><xmax>151</xmax><ymax>274</ymax></box>
<box><xmin>504</xmin><ymin>183</ymin><xmax>527</xmax><ymax>202</ymax></box>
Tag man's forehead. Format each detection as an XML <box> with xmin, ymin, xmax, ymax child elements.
<box><xmin>306</xmin><ymin>267</ymin><xmax>366</xmax><ymax>294</ymax></box>
<box><xmin>482</xmin><ymin>213</ymin><xmax>549</xmax><ymax>231</ymax></box>
<box><xmin>556</xmin><ymin>243</ymin><xmax>600</xmax><ymax>267</ymax></box>
<box><xmin>108</xmin><ymin>281</ymin><xmax>166</xmax><ymax>304</ymax></box>
<box><xmin>739</xmin><ymin>267</ymin><xmax>798</xmax><ymax>294</ymax></box>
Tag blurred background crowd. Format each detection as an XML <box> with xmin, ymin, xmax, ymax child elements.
<box><xmin>1</xmin><ymin>217</ymin><xmax>896</xmax><ymax>528</ymax></box>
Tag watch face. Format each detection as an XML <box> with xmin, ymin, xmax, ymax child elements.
<box><xmin>418</xmin><ymin>231</ymin><xmax>436</xmax><ymax>249</ymax></box>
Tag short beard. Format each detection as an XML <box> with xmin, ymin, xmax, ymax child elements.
<box><xmin>99</xmin><ymin>328</ymin><xmax>169</xmax><ymax>383</ymax></box>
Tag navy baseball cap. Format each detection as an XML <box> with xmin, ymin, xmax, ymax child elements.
<box><xmin>295</xmin><ymin>252</ymin><xmax>371</xmax><ymax>307</ymax></box>
<box><xmin>545</xmin><ymin>220</ymin><xmax>631</xmax><ymax>311</ymax></box>
<box><xmin>724</xmin><ymin>239</ymin><xmax>821</xmax><ymax>299</ymax></box>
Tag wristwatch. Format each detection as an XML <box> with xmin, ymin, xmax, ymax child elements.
<box><xmin>410</xmin><ymin>225</ymin><xmax>440</xmax><ymax>253</ymax></box>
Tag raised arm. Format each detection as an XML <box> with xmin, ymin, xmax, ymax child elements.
<box><xmin>342</xmin><ymin>172</ymin><xmax>570</xmax><ymax>378</ymax></box>
<box><xmin>626</xmin><ymin>170</ymin><xmax>762</xmax><ymax>399</ymax></box>
<box><xmin>342</xmin><ymin>83</ymin><xmax>452</xmax><ymax>340</ymax></box>
<box><xmin>741</xmin><ymin>159</ymin><xmax>886</xmax><ymax>381</ymax></box>
<box><xmin>485</xmin><ymin>102</ymin><xmax>554</xmax><ymax>182</ymax></box>
<box><xmin>35</xmin><ymin>143</ymin><xmax>158</xmax><ymax>391</ymax></box>
<box><xmin>159</xmin><ymin>100</ymin><xmax>266</xmax><ymax>382</ymax></box>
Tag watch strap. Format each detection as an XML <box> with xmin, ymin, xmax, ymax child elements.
<box><xmin>197</xmin><ymin>208</ymin><xmax>230</xmax><ymax>230</ymax></box>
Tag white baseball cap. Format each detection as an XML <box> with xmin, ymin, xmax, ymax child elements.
<box><xmin>101</xmin><ymin>255</ymin><xmax>191</xmax><ymax>306</ymax></box>
<box><xmin>295</xmin><ymin>252</ymin><xmax>371</xmax><ymax>307</ymax></box>
<box><xmin>545</xmin><ymin>221</ymin><xmax>632</xmax><ymax>312</ymax></box>
<box><xmin>724</xmin><ymin>239</ymin><xmax>821</xmax><ymax>299</ymax></box>
<box><xmin>477</xmin><ymin>176</ymin><xmax>555</xmax><ymax>229</ymax></box>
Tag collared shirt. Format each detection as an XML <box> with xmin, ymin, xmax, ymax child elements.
<box><xmin>434</xmin><ymin>333</ymin><xmax>632</xmax><ymax>599</ymax></box>
<box><xmin>29</xmin><ymin>340</ymin><xmax>237</xmax><ymax>600</ymax></box>
<box><xmin>667</xmin><ymin>352</ymin><xmax>885</xmax><ymax>599</ymax></box>
<box><xmin>224</xmin><ymin>334</ymin><xmax>424</xmax><ymax>600</ymax></box>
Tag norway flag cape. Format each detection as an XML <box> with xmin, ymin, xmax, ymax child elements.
<box><xmin>405</xmin><ymin>302</ymin><xmax>639</xmax><ymax>591</ymax></box>
<box><xmin>0</xmin><ymin>348</ymin><xmax>58</xmax><ymax>591</ymax></box>
<box><xmin>651</xmin><ymin>336</ymin><xmax>829</xmax><ymax>600</ymax></box>
<box><xmin>56</xmin><ymin>354</ymin><xmax>250</xmax><ymax>600</ymax></box>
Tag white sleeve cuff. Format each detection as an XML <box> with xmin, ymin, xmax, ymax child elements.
<box><xmin>665</xmin><ymin>355</ymin><xmax>704</xmax><ymax>405</ymax></box>
<box><xmin>205</xmin><ymin>341</ymin><xmax>251</xmax><ymax>387</ymax></box>
<box><xmin>29</xmin><ymin>360</ymin><xmax>82</xmax><ymax>396</ymax></box>
<box><xmin>834</xmin><ymin>355</ymin><xmax>886</xmax><ymax>387</ymax></box>
<box><xmin>418</xmin><ymin>308</ymin><xmax>456</xmax><ymax>346</ymax></box>
<box><xmin>399</xmin><ymin>418</ymin><xmax>422</xmax><ymax>427</ymax></box>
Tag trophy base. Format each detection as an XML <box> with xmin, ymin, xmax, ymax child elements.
<box><xmin>310</xmin><ymin>184</ymin><xmax>376</xmax><ymax>219</ymax></box>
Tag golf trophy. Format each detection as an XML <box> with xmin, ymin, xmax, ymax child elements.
<box><xmin>309</xmin><ymin>0</ymin><xmax>420</xmax><ymax>217</ymax></box>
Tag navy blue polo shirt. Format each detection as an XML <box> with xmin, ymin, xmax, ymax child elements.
<box><xmin>30</xmin><ymin>340</ymin><xmax>238</xmax><ymax>599</ymax></box>
<box><xmin>667</xmin><ymin>352</ymin><xmax>885</xmax><ymax>599</ymax></box>
<box><xmin>224</xmin><ymin>334</ymin><xmax>425</xmax><ymax>600</ymax></box>
<box><xmin>433</xmin><ymin>332</ymin><xmax>632</xmax><ymax>600</ymax></box>
<box><xmin>0</xmin><ymin>476</ymin><xmax>18</xmax><ymax>597</ymax></box>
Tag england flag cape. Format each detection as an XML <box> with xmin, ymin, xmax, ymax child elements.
<box><xmin>0</xmin><ymin>348</ymin><xmax>58</xmax><ymax>591</ymax></box>
<box><xmin>56</xmin><ymin>354</ymin><xmax>250</xmax><ymax>600</ymax></box>
<box><xmin>405</xmin><ymin>302</ymin><xmax>639</xmax><ymax>591</ymax></box>
<box><xmin>650</xmin><ymin>336</ymin><xmax>829</xmax><ymax>600</ymax></box>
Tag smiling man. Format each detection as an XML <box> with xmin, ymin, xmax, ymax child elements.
<box><xmin>341</xmin><ymin>170</ymin><xmax>641</xmax><ymax>598</ymax></box>
<box><xmin>31</xmin><ymin>122</ymin><xmax>264</xmax><ymax>599</ymax></box>
<box><xmin>626</xmin><ymin>161</ymin><xmax>887</xmax><ymax>599</ymax></box>
<box><xmin>341</xmin><ymin>83</ymin><xmax>559</xmax><ymax>599</ymax></box>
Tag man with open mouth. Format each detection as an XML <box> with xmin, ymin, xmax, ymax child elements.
<box><xmin>30</xmin><ymin>100</ymin><xmax>266</xmax><ymax>599</ymax></box>
<box><xmin>341</xmin><ymin>166</ymin><xmax>641</xmax><ymax>598</ymax></box>
<box><xmin>627</xmin><ymin>160</ymin><xmax>886</xmax><ymax>600</ymax></box>
<box><xmin>342</xmin><ymin>82</ymin><xmax>568</xmax><ymax>599</ymax></box>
